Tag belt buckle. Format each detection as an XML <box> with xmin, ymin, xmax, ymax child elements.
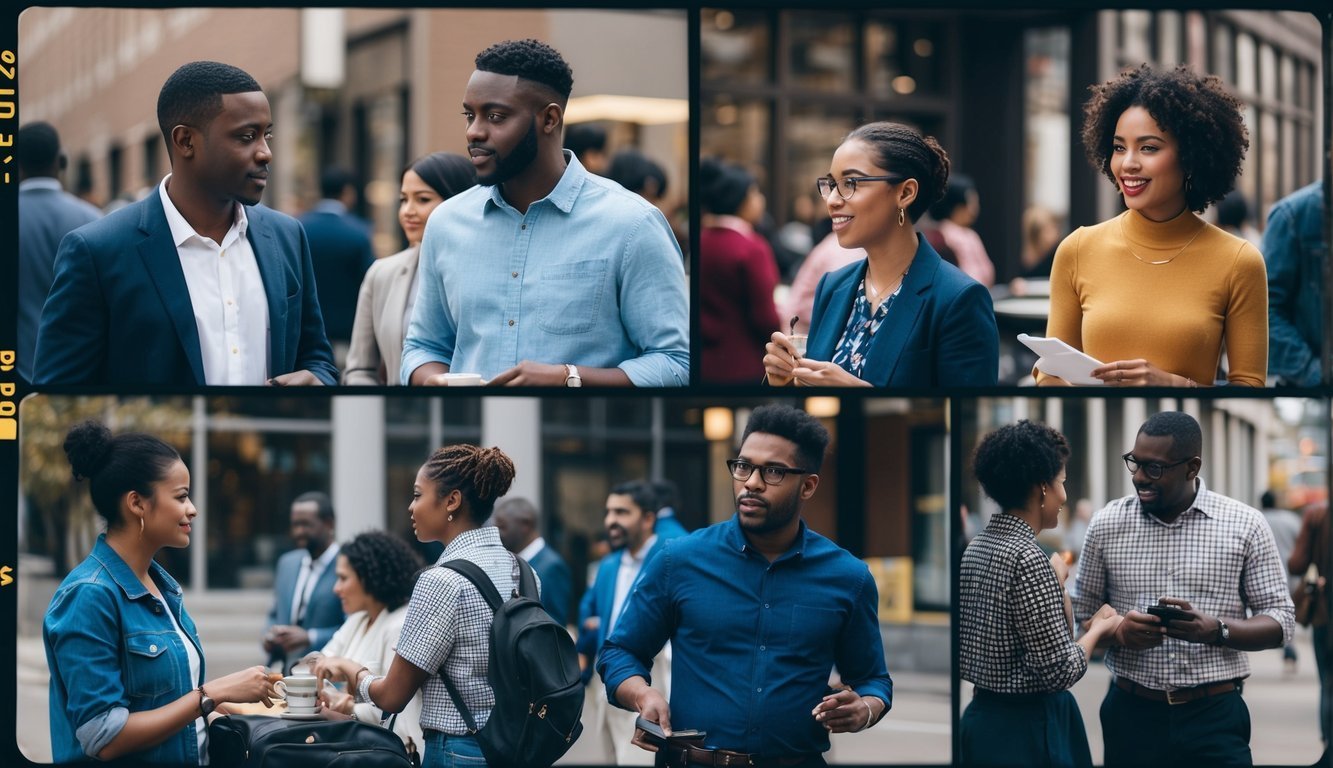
<box><xmin>1165</xmin><ymin>688</ymin><xmax>1186</xmax><ymax>706</ymax></box>
<box><xmin>717</xmin><ymin>755</ymin><xmax>755</xmax><ymax>767</ymax></box>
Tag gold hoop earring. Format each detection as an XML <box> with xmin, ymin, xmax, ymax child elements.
<box><xmin>897</xmin><ymin>207</ymin><xmax>906</xmax><ymax>227</ymax></box>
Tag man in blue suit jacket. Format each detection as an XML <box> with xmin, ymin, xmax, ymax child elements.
<box><xmin>651</xmin><ymin>479</ymin><xmax>690</xmax><ymax>541</ymax></box>
<box><xmin>17</xmin><ymin>122</ymin><xmax>102</xmax><ymax>384</ymax></box>
<box><xmin>490</xmin><ymin>496</ymin><xmax>572</xmax><ymax>626</ymax></box>
<box><xmin>297</xmin><ymin>167</ymin><xmax>375</xmax><ymax>355</ymax></box>
<box><xmin>579</xmin><ymin>481</ymin><xmax>670</xmax><ymax>764</ymax></box>
<box><xmin>34</xmin><ymin>60</ymin><xmax>336</xmax><ymax>386</ymax></box>
<box><xmin>264</xmin><ymin>492</ymin><xmax>345</xmax><ymax>672</ymax></box>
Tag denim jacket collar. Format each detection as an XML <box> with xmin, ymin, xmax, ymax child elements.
<box><xmin>87</xmin><ymin>534</ymin><xmax>183</xmax><ymax>601</ymax></box>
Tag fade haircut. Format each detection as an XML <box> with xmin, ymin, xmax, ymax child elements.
<box><xmin>157</xmin><ymin>61</ymin><xmax>262</xmax><ymax>153</ymax></box>
<box><xmin>292</xmin><ymin>490</ymin><xmax>336</xmax><ymax>523</ymax></box>
<box><xmin>609</xmin><ymin>480</ymin><xmax>658</xmax><ymax>518</ymax></box>
<box><xmin>741</xmin><ymin>404</ymin><xmax>830</xmax><ymax>474</ymax></box>
<box><xmin>1139</xmin><ymin>411</ymin><xmax>1203</xmax><ymax>460</ymax></box>
<box><xmin>475</xmin><ymin>39</ymin><xmax>574</xmax><ymax>104</ymax></box>
<box><xmin>16</xmin><ymin>122</ymin><xmax>62</xmax><ymax>176</ymax></box>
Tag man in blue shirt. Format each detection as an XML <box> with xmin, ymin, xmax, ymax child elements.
<box><xmin>401</xmin><ymin>39</ymin><xmax>689</xmax><ymax>387</ymax></box>
<box><xmin>598</xmin><ymin>405</ymin><xmax>893</xmax><ymax>766</ymax></box>
<box><xmin>1263</xmin><ymin>180</ymin><xmax>1326</xmax><ymax>386</ymax></box>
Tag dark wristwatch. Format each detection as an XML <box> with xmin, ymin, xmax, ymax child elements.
<box><xmin>1214</xmin><ymin>620</ymin><xmax>1230</xmax><ymax>646</ymax></box>
<box><xmin>198</xmin><ymin>686</ymin><xmax>217</xmax><ymax>717</ymax></box>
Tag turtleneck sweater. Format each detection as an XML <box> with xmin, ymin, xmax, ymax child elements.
<box><xmin>1037</xmin><ymin>208</ymin><xmax>1267</xmax><ymax>387</ymax></box>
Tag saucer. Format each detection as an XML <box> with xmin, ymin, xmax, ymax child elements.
<box><xmin>280</xmin><ymin>711</ymin><xmax>321</xmax><ymax>720</ymax></box>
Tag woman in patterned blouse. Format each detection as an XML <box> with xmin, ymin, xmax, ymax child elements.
<box><xmin>959</xmin><ymin>420</ymin><xmax>1122</xmax><ymax>767</ymax></box>
<box><xmin>762</xmin><ymin>121</ymin><xmax>998</xmax><ymax>387</ymax></box>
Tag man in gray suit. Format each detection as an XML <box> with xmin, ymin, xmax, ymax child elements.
<box><xmin>491</xmin><ymin>496</ymin><xmax>572</xmax><ymax>626</ymax></box>
<box><xmin>17</xmin><ymin>122</ymin><xmax>101</xmax><ymax>382</ymax></box>
<box><xmin>263</xmin><ymin>491</ymin><xmax>345</xmax><ymax>672</ymax></box>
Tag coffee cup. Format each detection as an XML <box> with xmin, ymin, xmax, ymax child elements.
<box><xmin>788</xmin><ymin>334</ymin><xmax>808</xmax><ymax>359</ymax></box>
<box><xmin>274</xmin><ymin>674</ymin><xmax>319</xmax><ymax>713</ymax></box>
<box><xmin>441</xmin><ymin>373</ymin><xmax>484</xmax><ymax>387</ymax></box>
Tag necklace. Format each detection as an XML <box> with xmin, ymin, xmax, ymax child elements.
<box><xmin>1120</xmin><ymin>212</ymin><xmax>1204</xmax><ymax>265</ymax></box>
<box><xmin>865</xmin><ymin>267</ymin><xmax>908</xmax><ymax>305</ymax></box>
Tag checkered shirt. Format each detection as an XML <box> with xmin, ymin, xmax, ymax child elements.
<box><xmin>396</xmin><ymin>526</ymin><xmax>520</xmax><ymax>735</ymax></box>
<box><xmin>960</xmin><ymin>511</ymin><xmax>1088</xmax><ymax>692</ymax></box>
<box><xmin>1073</xmin><ymin>477</ymin><xmax>1296</xmax><ymax>690</ymax></box>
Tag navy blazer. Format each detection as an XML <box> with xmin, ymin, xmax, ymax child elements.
<box><xmin>584</xmin><ymin>539</ymin><xmax>666</xmax><ymax>654</ymax></box>
<box><xmin>527</xmin><ymin>544</ymin><xmax>573</xmax><ymax>627</ymax></box>
<box><xmin>808</xmin><ymin>234</ymin><xmax>998</xmax><ymax>387</ymax></box>
<box><xmin>264</xmin><ymin>547</ymin><xmax>345</xmax><ymax>662</ymax></box>
<box><xmin>297</xmin><ymin>207</ymin><xmax>374</xmax><ymax>344</ymax></box>
<box><xmin>34</xmin><ymin>192</ymin><xmax>338</xmax><ymax>385</ymax></box>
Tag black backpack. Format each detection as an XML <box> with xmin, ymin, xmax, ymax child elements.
<box><xmin>439</xmin><ymin>557</ymin><xmax>583</xmax><ymax>767</ymax></box>
<box><xmin>207</xmin><ymin>714</ymin><xmax>415</xmax><ymax>768</ymax></box>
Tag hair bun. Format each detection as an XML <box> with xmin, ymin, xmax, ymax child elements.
<box><xmin>63</xmin><ymin>420</ymin><xmax>114</xmax><ymax>481</ymax></box>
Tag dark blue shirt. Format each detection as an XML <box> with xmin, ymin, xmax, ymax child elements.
<box><xmin>597</xmin><ymin>516</ymin><xmax>893</xmax><ymax>756</ymax></box>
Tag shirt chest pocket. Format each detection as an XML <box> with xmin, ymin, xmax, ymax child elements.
<box><xmin>784</xmin><ymin>605</ymin><xmax>844</xmax><ymax>658</ymax></box>
<box><xmin>124</xmin><ymin>632</ymin><xmax>180</xmax><ymax>700</ymax></box>
<box><xmin>536</xmin><ymin>259</ymin><xmax>609</xmax><ymax>335</ymax></box>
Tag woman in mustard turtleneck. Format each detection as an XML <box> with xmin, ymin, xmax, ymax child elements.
<box><xmin>1037</xmin><ymin>64</ymin><xmax>1267</xmax><ymax>387</ymax></box>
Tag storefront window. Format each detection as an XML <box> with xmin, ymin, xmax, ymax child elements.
<box><xmin>701</xmin><ymin>8</ymin><xmax>770</xmax><ymax>84</ymax></box>
<box><xmin>867</xmin><ymin>17</ymin><xmax>946</xmax><ymax>97</ymax></box>
<box><xmin>788</xmin><ymin>12</ymin><xmax>857</xmax><ymax>93</ymax></box>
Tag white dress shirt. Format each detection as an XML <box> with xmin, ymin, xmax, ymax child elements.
<box><xmin>159</xmin><ymin>176</ymin><xmax>270</xmax><ymax>384</ymax></box>
<box><xmin>608</xmin><ymin>534</ymin><xmax>657</xmax><ymax>636</ymax></box>
<box><xmin>517</xmin><ymin>536</ymin><xmax>548</xmax><ymax>563</ymax></box>
<box><xmin>290</xmin><ymin>543</ymin><xmax>340</xmax><ymax>644</ymax></box>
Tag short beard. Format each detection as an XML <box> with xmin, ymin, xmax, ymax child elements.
<box><xmin>478</xmin><ymin>117</ymin><xmax>539</xmax><ymax>187</ymax></box>
<box><xmin>737</xmin><ymin>492</ymin><xmax>800</xmax><ymax>535</ymax></box>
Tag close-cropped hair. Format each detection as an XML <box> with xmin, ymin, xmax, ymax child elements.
<box><xmin>421</xmin><ymin>444</ymin><xmax>517</xmax><ymax>522</ymax></box>
<box><xmin>63</xmin><ymin>421</ymin><xmax>182</xmax><ymax>530</ymax></box>
<box><xmin>17</xmin><ymin>122</ymin><xmax>62</xmax><ymax>176</ymax></box>
<box><xmin>1139</xmin><ymin>411</ymin><xmax>1203</xmax><ymax>459</ymax></box>
<box><xmin>1081</xmin><ymin>63</ymin><xmax>1248</xmax><ymax>212</ymax></box>
<box><xmin>741</xmin><ymin>404</ymin><xmax>830</xmax><ymax>474</ymax></box>
<box><xmin>927</xmin><ymin>173</ymin><xmax>976</xmax><ymax>222</ymax></box>
<box><xmin>607</xmin><ymin>149</ymin><xmax>668</xmax><ymax>198</ymax></box>
<box><xmin>609</xmin><ymin>480</ymin><xmax>658</xmax><ymax>518</ymax></box>
<box><xmin>340</xmin><ymin>532</ymin><xmax>424</xmax><ymax>611</ymax></box>
<box><xmin>292</xmin><ymin>491</ymin><xmax>335</xmax><ymax>523</ymax></box>
<box><xmin>156</xmin><ymin>61</ymin><xmax>262</xmax><ymax>150</ymax></box>
<box><xmin>475</xmin><ymin>39</ymin><xmax>574</xmax><ymax>103</ymax></box>
<box><xmin>844</xmin><ymin>121</ymin><xmax>951</xmax><ymax>223</ymax></box>
<box><xmin>972</xmin><ymin>420</ymin><xmax>1070</xmax><ymax>511</ymax></box>
<box><xmin>700</xmin><ymin>157</ymin><xmax>753</xmax><ymax>216</ymax></box>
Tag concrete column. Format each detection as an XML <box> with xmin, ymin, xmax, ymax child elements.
<box><xmin>1087</xmin><ymin>398</ymin><xmax>1108</xmax><ymax>506</ymax></box>
<box><xmin>482</xmin><ymin>398</ymin><xmax>541</xmax><ymax>504</ymax></box>
<box><xmin>190</xmin><ymin>396</ymin><xmax>209</xmax><ymax>593</ymax></box>
<box><xmin>331</xmin><ymin>396</ymin><xmax>386</xmax><ymax>537</ymax></box>
<box><xmin>1044</xmin><ymin>397</ymin><xmax>1062</xmax><ymax>431</ymax></box>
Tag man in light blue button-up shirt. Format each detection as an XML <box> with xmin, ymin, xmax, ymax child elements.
<box><xmin>401</xmin><ymin>39</ymin><xmax>689</xmax><ymax>387</ymax></box>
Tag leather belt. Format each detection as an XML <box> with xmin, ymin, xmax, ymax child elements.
<box><xmin>657</xmin><ymin>742</ymin><xmax>815</xmax><ymax>768</ymax></box>
<box><xmin>1114</xmin><ymin>676</ymin><xmax>1243</xmax><ymax>705</ymax></box>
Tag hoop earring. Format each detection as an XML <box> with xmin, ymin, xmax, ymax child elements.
<box><xmin>897</xmin><ymin>207</ymin><xmax>906</xmax><ymax>227</ymax></box>
<box><xmin>139</xmin><ymin>516</ymin><xmax>145</xmax><ymax>539</ymax></box>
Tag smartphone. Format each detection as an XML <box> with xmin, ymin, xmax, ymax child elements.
<box><xmin>635</xmin><ymin>716</ymin><xmax>705</xmax><ymax>741</ymax></box>
<box><xmin>1145</xmin><ymin>604</ymin><xmax>1192</xmax><ymax>624</ymax></box>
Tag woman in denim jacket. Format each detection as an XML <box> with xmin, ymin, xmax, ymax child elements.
<box><xmin>43</xmin><ymin>421</ymin><xmax>275</xmax><ymax>764</ymax></box>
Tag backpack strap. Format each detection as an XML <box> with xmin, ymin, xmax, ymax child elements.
<box><xmin>515</xmin><ymin>555</ymin><xmax>539</xmax><ymax>601</ymax></box>
<box><xmin>440</xmin><ymin>559</ymin><xmax>505</xmax><ymax>612</ymax></box>
<box><xmin>434</xmin><ymin>557</ymin><xmax>523</xmax><ymax>735</ymax></box>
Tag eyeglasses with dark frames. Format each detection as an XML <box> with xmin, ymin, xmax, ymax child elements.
<box><xmin>1121</xmin><ymin>452</ymin><xmax>1192</xmax><ymax>480</ymax></box>
<box><xmin>726</xmin><ymin>459</ymin><xmax>811</xmax><ymax>486</ymax></box>
<box><xmin>816</xmin><ymin>175</ymin><xmax>908</xmax><ymax>200</ymax></box>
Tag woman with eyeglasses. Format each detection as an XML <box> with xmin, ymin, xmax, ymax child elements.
<box><xmin>960</xmin><ymin>420</ymin><xmax>1123</xmax><ymax>768</ymax></box>
<box><xmin>763</xmin><ymin>121</ymin><xmax>998</xmax><ymax>387</ymax></box>
<box><xmin>1037</xmin><ymin>64</ymin><xmax>1266</xmax><ymax>387</ymax></box>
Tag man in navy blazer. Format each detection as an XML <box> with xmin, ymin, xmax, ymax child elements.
<box><xmin>579</xmin><ymin>481</ymin><xmax>670</xmax><ymax>764</ymax></box>
<box><xmin>264</xmin><ymin>492</ymin><xmax>345</xmax><ymax>672</ymax></box>
<box><xmin>297</xmin><ymin>167</ymin><xmax>375</xmax><ymax>357</ymax></box>
<box><xmin>490</xmin><ymin>496</ymin><xmax>572</xmax><ymax>626</ymax></box>
<box><xmin>34</xmin><ymin>60</ymin><xmax>336</xmax><ymax>386</ymax></box>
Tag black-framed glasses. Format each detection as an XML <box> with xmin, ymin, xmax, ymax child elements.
<box><xmin>1121</xmin><ymin>452</ymin><xmax>1192</xmax><ymax>480</ymax></box>
<box><xmin>726</xmin><ymin>459</ymin><xmax>811</xmax><ymax>486</ymax></box>
<box><xmin>816</xmin><ymin>175</ymin><xmax>907</xmax><ymax>200</ymax></box>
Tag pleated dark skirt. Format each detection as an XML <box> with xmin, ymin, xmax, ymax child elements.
<box><xmin>960</xmin><ymin>688</ymin><xmax>1092</xmax><ymax>768</ymax></box>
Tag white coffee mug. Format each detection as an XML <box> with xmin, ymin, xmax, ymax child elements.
<box><xmin>274</xmin><ymin>674</ymin><xmax>318</xmax><ymax>712</ymax></box>
<box><xmin>441</xmin><ymin>373</ymin><xmax>484</xmax><ymax>386</ymax></box>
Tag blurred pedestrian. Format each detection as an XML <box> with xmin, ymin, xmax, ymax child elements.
<box><xmin>764</xmin><ymin>121</ymin><xmax>998</xmax><ymax>387</ymax></box>
<box><xmin>1215</xmin><ymin>189</ymin><xmax>1262</xmax><ymax>249</ymax></box>
<box><xmin>1038</xmin><ymin>64</ymin><xmax>1266</xmax><ymax>388</ymax></box>
<box><xmin>928</xmin><ymin>174</ymin><xmax>995</xmax><ymax>287</ymax></box>
<box><xmin>1288</xmin><ymin>501</ymin><xmax>1330</xmax><ymax>752</ymax></box>
<box><xmin>1260</xmin><ymin>489</ymin><xmax>1304</xmax><ymax>669</ymax></box>
<box><xmin>490</xmin><ymin>496</ymin><xmax>572</xmax><ymax>626</ymax></box>
<box><xmin>961</xmin><ymin>421</ymin><xmax>1122</xmax><ymax>768</ymax></box>
<box><xmin>1263</xmin><ymin>179</ymin><xmax>1326</xmax><ymax>387</ymax></box>
<box><xmin>17</xmin><ymin>121</ymin><xmax>102</xmax><ymax>383</ymax></box>
<box><xmin>565</xmin><ymin>123</ymin><xmax>609</xmax><ymax>176</ymax></box>
<box><xmin>263</xmin><ymin>492</ymin><xmax>345</xmax><ymax>672</ymax></box>
<box><xmin>1075</xmin><ymin>412</ymin><xmax>1294</xmax><ymax>767</ymax></box>
<box><xmin>343</xmin><ymin>153</ymin><xmax>475</xmax><ymax>384</ymax></box>
<box><xmin>699</xmin><ymin>157</ymin><xmax>781</xmax><ymax>384</ymax></box>
<box><xmin>299</xmin><ymin>167</ymin><xmax>376</xmax><ymax>365</ymax></box>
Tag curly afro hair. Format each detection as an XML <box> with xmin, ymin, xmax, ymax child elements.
<box><xmin>972</xmin><ymin>420</ymin><xmax>1070</xmax><ymax>511</ymax></box>
<box><xmin>475</xmin><ymin>39</ymin><xmax>574</xmax><ymax>102</ymax></box>
<box><xmin>1081</xmin><ymin>64</ymin><xmax>1248</xmax><ymax>213</ymax></box>
<box><xmin>340</xmin><ymin>531</ymin><xmax>424</xmax><ymax>611</ymax></box>
<box><xmin>845</xmin><ymin>122</ymin><xmax>950</xmax><ymax>223</ymax></box>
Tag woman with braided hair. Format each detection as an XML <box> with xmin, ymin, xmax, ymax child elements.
<box><xmin>763</xmin><ymin>121</ymin><xmax>998</xmax><ymax>387</ymax></box>
<box><xmin>312</xmin><ymin>444</ymin><xmax>520</xmax><ymax>767</ymax></box>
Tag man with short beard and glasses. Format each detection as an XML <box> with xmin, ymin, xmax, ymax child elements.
<box><xmin>400</xmin><ymin>39</ymin><xmax>689</xmax><ymax>387</ymax></box>
<box><xmin>1074</xmin><ymin>411</ymin><xmax>1295</xmax><ymax>767</ymax></box>
<box><xmin>598</xmin><ymin>405</ymin><xmax>892</xmax><ymax>768</ymax></box>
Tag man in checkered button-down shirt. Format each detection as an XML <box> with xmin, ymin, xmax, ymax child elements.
<box><xmin>1073</xmin><ymin>412</ymin><xmax>1295</xmax><ymax>767</ymax></box>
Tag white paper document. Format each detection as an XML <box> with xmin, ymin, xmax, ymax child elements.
<box><xmin>1017</xmin><ymin>334</ymin><xmax>1105</xmax><ymax>386</ymax></box>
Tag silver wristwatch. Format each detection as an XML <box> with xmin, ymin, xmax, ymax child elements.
<box><xmin>564</xmin><ymin>364</ymin><xmax>583</xmax><ymax>388</ymax></box>
<box><xmin>1215</xmin><ymin>620</ymin><xmax>1230</xmax><ymax>646</ymax></box>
